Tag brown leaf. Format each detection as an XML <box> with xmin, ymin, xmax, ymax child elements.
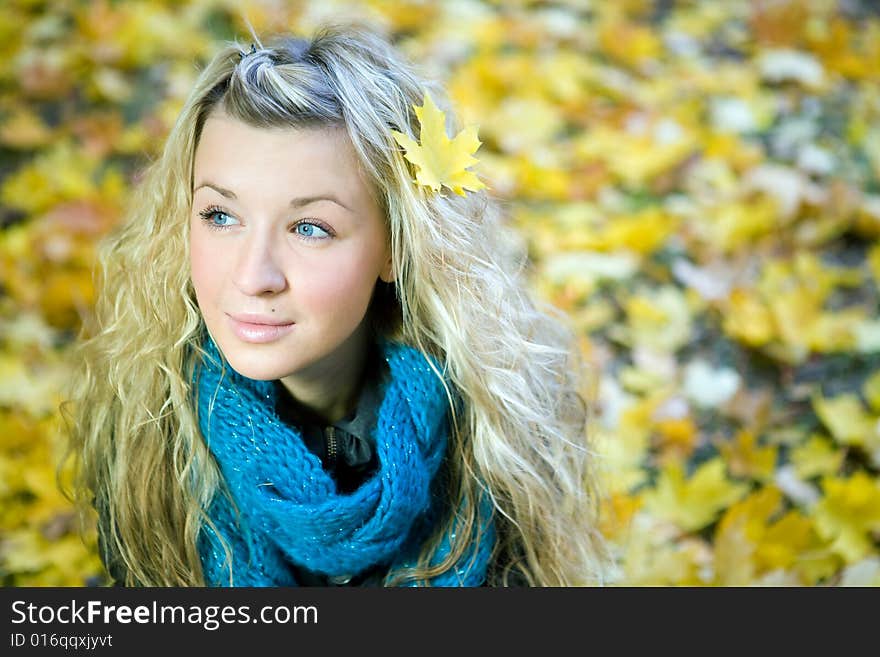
<box><xmin>721</xmin><ymin>386</ymin><xmax>774</xmax><ymax>430</ymax></box>
<box><xmin>748</xmin><ymin>0</ymin><xmax>809</xmax><ymax>47</ymax></box>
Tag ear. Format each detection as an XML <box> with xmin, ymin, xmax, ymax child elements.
<box><xmin>379</xmin><ymin>254</ymin><xmax>395</xmax><ymax>283</ymax></box>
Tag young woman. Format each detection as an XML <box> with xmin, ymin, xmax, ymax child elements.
<box><xmin>62</xmin><ymin>24</ymin><xmax>608</xmax><ymax>587</ymax></box>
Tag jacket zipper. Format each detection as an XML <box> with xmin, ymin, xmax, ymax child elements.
<box><xmin>325</xmin><ymin>425</ymin><xmax>338</xmax><ymax>468</ymax></box>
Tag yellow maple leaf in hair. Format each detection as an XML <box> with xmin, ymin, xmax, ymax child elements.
<box><xmin>391</xmin><ymin>91</ymin><xmax>486</xmax><ymax>196</ymax></box>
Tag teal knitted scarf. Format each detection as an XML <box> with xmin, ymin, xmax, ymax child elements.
<box><xmin>192</xmin><ymin>334</ymin><xmax>494</xmax><ymax>586</ymax></box>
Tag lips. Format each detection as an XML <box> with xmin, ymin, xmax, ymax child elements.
<box><xmin>228</xmin><ymin>312</ymin><xmax>294</xmax><ymax>326</ymax></box>
<box><xmin>227</xmin><ymin>313</ymin><xmax>295</xmax><ymax>344</ymax></box>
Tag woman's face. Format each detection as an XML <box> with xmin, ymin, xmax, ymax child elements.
<box><xmin>189</xmin><ymin>112</ymin><xmax>393</xmax><ymax>382</ymax></box>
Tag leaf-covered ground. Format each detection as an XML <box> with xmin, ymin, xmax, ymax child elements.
<box><xmin>1</xmin><ymin>0</ymin><xmax>878</xmax><ymax>586</ymax></box>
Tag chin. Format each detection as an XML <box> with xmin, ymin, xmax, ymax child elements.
<box><xmin>217</xmin><ymin>342</ymin><xmax>300</xmax><ymax>381</ymax></box>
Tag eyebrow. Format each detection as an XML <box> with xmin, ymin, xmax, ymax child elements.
<box><xmin>193</xmin><ymin>182</ymin><xmax>352</xmax><ymax>212</ymax></box>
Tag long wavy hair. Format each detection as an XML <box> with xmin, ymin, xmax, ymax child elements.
<box><xmin>60</xmin><ymin>23</ymin><xmax>609</xmax><ymax>586</ymax></box>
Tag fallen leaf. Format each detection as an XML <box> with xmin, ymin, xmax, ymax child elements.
<box><xmin>642</xmin><ymin>458</ymin><xmax>750</xmax><ymax>532</ymax></box>
<box><xmin>790</xmin><ymin>435</ymin><xmax>845</xmax><ymax>480</ymax></box>
<box><xmin>813</xmin><ymin>471</ymin><xmax>880</xmax><ymax>563</ymax></box>
<box><xmin>812</xmin><ymin>393</ymin><xmax>877</xmax><ymax>448</ymax></box>
<box><xmin>717</xmin><ymin>430</ymin><xmax>777</xmax><ymax>482</ymax></box>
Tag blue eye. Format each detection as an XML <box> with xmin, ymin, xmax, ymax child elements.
<box><xmin>198</xmin><ymin>206</ymin><xmax>238</xmax><ymax>229</ymax></box>
<box><xmin>293</xmin><ymin>221</ymin><xmax>332</xmax><ymax>241</ymax></box>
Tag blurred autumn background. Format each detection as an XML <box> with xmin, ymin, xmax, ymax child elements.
<box><xmin>2</xmin><ymin>0</ymin><xmax>879</xmax><ymax>587</ymax></box>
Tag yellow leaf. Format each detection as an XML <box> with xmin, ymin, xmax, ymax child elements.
<box><xmin>756</xmin><ymin>511</ymin><xmax>818</xmax><ymax>573</ymax></box>
<box><xmin>790</xmin><ymin>547</ymin><xmax>840</xmax><ymax>586</ymax></box>
<box><xmin>702</xmin><ymin>132</ymin><xmax>765</xmax><ymax>171</ymax></box>
<box><xmin>575</xmin><ymin>123</ymin><xmax>697</xmax><ymax>189</ymax></box>
<box><xmin>713</xmin><ymin>526</ymin><xmax>756</xmax><ymax>584</ymax></box>
<box><xmin>717</xmin><ymin>430</ymin><xmax>777</xmax><ymax>482</ymax></box>
<box><xmin>812</xmin><ymin>393</ymin><xmax>876</xmax><ymax>447</ymax></box>
<box><xmin>509</xmin><ymin>155</ymin><xmax>572</xmax><ymax>201</ymax></box>
<box><xmin>595</xmin><ymin>425</ymin><xmax>649</xmax><ymax>494</ymax></box>
<box><xmin>0</xmin><ymin>354</ymin><xmax>66</xmax><ymax>417</ymax></box>
<box><xmin>723</xmin><ymin>288</ymin><xmax>775</xmax><ymax>347</ymax></box>
<box><xmin>753</xmin><ymin>254</ymin><xmax>866</xmax><ymax>360</ymax></box>
<box><xmin>622</xmin><ymin>285</ymin><xmax>693</xmax><ymax>353</ymax></box>
<box><xmin>0</xmin><ymin>530</ymin><xmax>50</xmax><ymax>573</ymax></box>
<box><xmin>39</xmin><ymin>268</ymin><xmax>95</xmax><ymax>330</ymax></box>
<box><xmin>654</xmin><ymin>416</ymin><xmax>699</xmax><ymax>463</ymax></box>
<box><xmin>627</xmin><ymin>539</ymin><xmax>712</xmax><ymax>586</ymax></box>
<box><xmin>597</xmin><ymin>19</ymin><xmax>662</xmax><ymax>69</ymax></box>
<box><xmin>765</xmin><ymin>292</ymin><xmax>817</xmax><ymax>364</ymax></box>
<box><xmin>391</xmin><ymin>91</ymin><xmax>486</xmax><ymax>196</ymax></box>
<box><xmin>0</xmin><ymin>107</ymin><xmax>53</xmax><ymax>149</ymax></box>
<box><xmin>642</xmin><ymin>458</ymin><xmax>750</xmax><ymax>531</ymax></box>
<box><xmin>706</xmin><ymin>196</ymin><xmax>780</xmax><ymax>252</ymax></box>
<box><xmin>790</xmin><ymin>434</ymin><xmax>845</xmax><ymax>480</ymax></box>
<box><xmin>717</xmin><ymin>487</ymin><xmax>780</xmax><ymax>540</ymax></box>
<box><xmin>619</xmin><ymin>365</ymin><xmax>666</xmax><ymax>395</ymax></box>
<box><xmin>617</xmin><ymin>516</ymin><xmax>712</xmax><ymax>585</ymax></box>
<box><xmin>813</xmin><ymin>471</ymin><xmax>880</xmax><ymax>563</ymax></box>
<box><xmin>715</xmin><ymin>487</ymin><xmax>825</xmax><ymax>583</ymax></box>
<box><xmin>793</xmin><ymin>251</ymin><xmax>863</xmax><ymax>297</ymax></box>
<box><xmin>808</xmin><ymin>309</ymin><xmax>864</xmax><ymax>353</ymax></box>
<box><xmin>599</xmin><ymin>491</ymin><xmax>642</xmax><ymax>543</ymax></box>
<box><xmin>864</xmin><ymin>370</ymin><xmax>880</xmax><ymax>414</ymax></box>
<box><xmin>487</xmin><ymin>96</ymin><xmax>562</xmax><ymax>154</ymax></box>
<box><xmin>599</xmin><ymin>208</ymin><xmax>678</xmax><ymax>255</ymax></box>
<box><xmin>868</xmin><ymin>243</ymin><xmax>880</xmax><ymax>286</ymax></box>
<box><xmin>0</xmin><ymin>141</ymin><xmax>99</xmax><ymax>215</ymax></box>
<box><xmin>366</xmin><ymin>0</ymin><xmax>442</xmax><ymax>33</ymax></box>
<box><xmin>0</xmin><ymin>409</ymin><xmax>44</xmax><ymax>453</ymax></box>
<box><xmin>713</xmin><ymin>490</ymin><xmax>764</xmax><ymax>585</ymax></box>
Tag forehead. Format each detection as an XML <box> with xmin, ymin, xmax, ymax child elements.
<box><xmin>193</xmin><ymin>113</ymin><xmax>368</xmax><ymax>197</ymax></box>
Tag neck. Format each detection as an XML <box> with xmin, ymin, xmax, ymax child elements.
<box><xmin>278</xmin><ymin>320</ymin><xmax>372</xmax><ymax>424</ymax></box>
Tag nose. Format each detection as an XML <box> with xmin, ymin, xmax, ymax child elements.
<box><xmin>232</xmin><ymin>228</ymin><xmax>288</xmax><ymax>296</ymax></box>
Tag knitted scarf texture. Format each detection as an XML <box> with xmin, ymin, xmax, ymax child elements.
<box><xmin>193</xmin><ymin>334</ymin><xmax>494</xmax><ymax>586</ymax></box>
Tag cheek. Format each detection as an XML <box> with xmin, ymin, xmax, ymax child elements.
<box><xmin>297</xmin><ymin>253</ymin><xmax>379</xmax><ymax>314</ymax></box>
<box><xmin>189</xmin><ymin>230</ymin><xmax>219</xmax><ymax>308</ymax></box>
